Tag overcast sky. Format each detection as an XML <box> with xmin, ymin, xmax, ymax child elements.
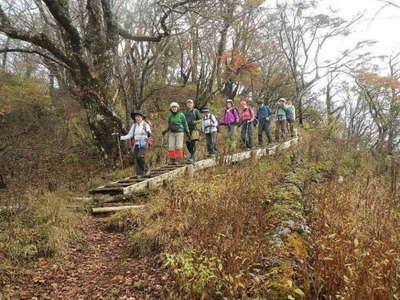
<box><xmin>319</xmin><ymin>0</ymin><xmax>399</xmax><ymax>57</ymax></box>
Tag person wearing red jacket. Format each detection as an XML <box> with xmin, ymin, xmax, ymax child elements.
<box><xmin>239</xmin><ymin>99</ymin><xmax>255</xmax><ymax>149</ymax></box>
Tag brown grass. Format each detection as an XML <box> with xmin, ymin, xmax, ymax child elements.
<box><xmin>302</xmin><ymin>126</ymin><xmax>400</xmax><ymax>299</ymax></box>
<box><xmin>122</xmin><ymin>152</ymin><xmax>293</xmax><ymax>298</ymax></box>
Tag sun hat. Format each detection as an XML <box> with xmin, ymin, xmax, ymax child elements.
<box><xmin>130</xmin><ymin>110</ymin><xmax>146</xmax><ymax>119</ymax></box>
<box><xmin>170</xmin><ymin>102</ymin><xmax>180</xmax><ymax>108</ymax></box>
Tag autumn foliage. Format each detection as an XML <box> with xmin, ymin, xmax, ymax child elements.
<box><xmin>220</xmin><ymin>50</ymin><xmax>263</xmax><ymax>90</ymax></box>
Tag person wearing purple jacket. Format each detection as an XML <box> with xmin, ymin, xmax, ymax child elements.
<box><xmin>220</xmin><ymin>99</ymin><xmax>240</xmax><ymax>151</ymax></box>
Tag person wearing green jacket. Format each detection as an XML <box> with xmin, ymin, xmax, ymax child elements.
<box><xmin>184</xmin><ymin>99</ymin><xmax>202</xmax><ymax>163</ymax></box>
<box><xmin>162</xmin><ymin>102</ymin><xmax>190</xmax><ymax>164</ymax></box>
<box><xmin>274</xmin><ymin>98</ymin><xmax>287</xmax><ymax>142</ymax></box>
<box><xmin>285</xmin><ymin>99</ymin><xmax>296</xmax><ymax>137</ymax></box>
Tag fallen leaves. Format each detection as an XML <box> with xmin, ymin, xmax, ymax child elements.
<box><xmin>2</xmin><ymin>216</ymin><xmax>170</xmax><ymax>299</ymax></box>
<box><xmin>112</xmin><ymin>275</ymin><xmax>124</xmax><ymax>282</ymax></box>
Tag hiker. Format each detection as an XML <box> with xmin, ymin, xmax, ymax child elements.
<box><xmin>285</xmin><ymin>99</ymin><xmax>296</xmax><ymax>137</ymax></box>
<box><xmin>256</xmin><ymin>100</ymin><xmax>273</xmax><ymax>145</ymax></box>
<box><xmin>201</xmin><ymin>107</ymin><xmax>218</xmax><ymax>156</ymax></box>
<box><xmin>184</xmin><ymin>99</ymin><xmax>202</xmax><ymax>163</ymax></box>
<box><xmin>220</xmin><ymin>99</ymin><xmax>240</xmax><ymax>151</ymax></box>
<box><xmin>275</xmin><ymin>98</ymin><xmax>287</xmax><ymax>142</ymax></box>
<box><xmin>162</xmin><ymin>102</ymin><xmax>190</xmax><ymax>165</ymax></box>
<box><xmin>120</xmin><ymin>110</ymin><xmax>152</xmax><ymax>177</ymax></box>
<box><xmin>239</xmin><ymin>99</ymin><xmax>255</xmax><ymax>149</ymax></box>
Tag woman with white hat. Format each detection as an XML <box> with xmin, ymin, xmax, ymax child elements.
<box><xmin>120</xmin><ymin>110</ymin><xmax>152</xmax><ymax>177</ymax></box>
<box><xmin>162</xmin><ymin>102</ymin><xmax>190</xmax><ymax>164</ymax></box>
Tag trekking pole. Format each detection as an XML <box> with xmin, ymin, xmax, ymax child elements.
<box><xmin>112</xmin><ymin>132</ymin><xmax>124</xmax><ymax>168</ymax></box>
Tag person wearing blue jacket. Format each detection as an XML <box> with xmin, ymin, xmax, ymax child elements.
<box><xmin>256</xmin><ymin>100</ymin><xmax>273</xmax><ymax>145</ymax></box>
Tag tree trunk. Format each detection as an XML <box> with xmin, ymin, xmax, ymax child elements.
<box><xmin>296</xmin><ymin>92</ymin><xmax>304</xmax><ymax>126</ymax></box>
<box><xmin>1</xmin><ymin>37</ymin><xmax>9</xmax><ymax>70</ymax></box>
<box><xmin>81</xmin><ymin>93</ymin><xmax>125</xmax><ymax>163</ymax></box>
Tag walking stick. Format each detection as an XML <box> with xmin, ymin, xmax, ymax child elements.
<box><xmin>112</xmin><ymin>132</ymin><xmax>124</xmax><ymax>168</ymax></box>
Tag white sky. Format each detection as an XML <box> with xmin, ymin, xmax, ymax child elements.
<box><xmin>319</xmin><ymin>0</ymin><xmax>400</xmax><ymax>57</ymax></box>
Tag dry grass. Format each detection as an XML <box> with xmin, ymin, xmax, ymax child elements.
<box><xmin>307</xmin><ymin>179</ymin><xmax>400</xmax><ymax>299</ymax></box>
<box><xmin>0</xmin><ymin>190</ymin><xmax>81</xmax><ymax>265</ymax></box>
<box><xmin>119</xmin><ymin>152</ymin><xmax>294</xmax><ymax>298</ymax></box>
<box><xmin>302</xmin><ymin>126</ymin><xmax>400</xmax><ymax>299</ymax></box>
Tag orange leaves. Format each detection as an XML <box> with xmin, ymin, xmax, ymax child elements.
<box><xmin>220</xmin><ymin>50</ymin><xmax>263</xmax><ymax>89</ymax></box>
<box><xmin>111</xmin><ymin>274</ymin><xmax>124</xmax><ymax>282</ymax></box>
<box><xmin>358</xmin><ymin>72</ymin><xmax>400</xmax><ymax>91</ymax></box>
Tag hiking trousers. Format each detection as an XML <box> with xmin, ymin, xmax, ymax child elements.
<box><xmin>186</xmin><ymin>139</ymin><xmax>197</xmax><ymax>158</ymax></box>
<box><xmin>287</xmin><ymin>120</ymin><xmax>295</xmax><ymax>137</ymax></box>
<box><xmin>133</xmin><ymin>146</ymin><xmax>147</xmax><ymax>176</ymax></box>
<box><xmin>241</xmin><ymin>121</ymin><xmax>253</xmax><ymax>149</ymax></box>
<box><xmin>168</xmin><ymin>132</ymin><xmax>185</xmax><ymax>159</ymax></box>
<box><xmin>224</xmin><ymin>125</ymin><xmax>237</xmax><ymax>151</ymax></box>
<box><xmin>186</xmin><ymin>130</ymin><xmax>198</xmax><ymax>159</ymax></box>
<box><xmin>206</xmin><ymin>132</ymin><xmax>217</xmax><ymax>154</ymax></box>
<box><xmin>258</xmin><ymin>119</ymin><xmax>272</xmax><ymax>145</ymax></box>
<box><xmin>275</xmin><ymin>120</ymin><xmax>287</xmax><ymax>141</ymax></box>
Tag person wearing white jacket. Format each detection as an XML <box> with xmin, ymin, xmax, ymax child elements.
<box><xmin>120</xmin><ymin>110</ymin><xmax>152</xmax><ymax>177</ymax></box>
<box><xmin>201</xmin><ymin>107</ymin><xmax>218</xmax><ymax>155</ymax></box>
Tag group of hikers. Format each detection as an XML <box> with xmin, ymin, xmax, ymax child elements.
<box><xmin>119</xmin><ymin>97</ymin><xmax>296</xmax><ymax>177</ymax></box>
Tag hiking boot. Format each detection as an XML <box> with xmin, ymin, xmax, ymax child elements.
<box><xmin>186</xmin><ymin>157</ymin><xmax>194</xmax><ymax>164</ymax></box>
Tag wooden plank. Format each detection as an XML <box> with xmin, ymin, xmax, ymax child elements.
<box><xmin>89</xmin><ymin>138</ymin><xmax>300</xmax><ymax>197</ymax></box>
<box><xmin>103</xmin><ymin>183</ymin><xmax>135</xmax><ymax>188</ymax></box>
<box><xmin>122</xmin><ymin>180</ymin><xmax>150</xmax><ymax>195</ymax></box>
<box><xmin>193</xmin><ymin>158</ymin><xmax>216</xmax><ymax>171</ymax></box>
<box><xmin>92</xmin><ymin>205</ymin><xmax>145</xmax><ymax>214</ymax></box>
<box><xmin>89</xmin><ymin>187</ymin><xmax>124</xmax><ymax>194</ymax></box>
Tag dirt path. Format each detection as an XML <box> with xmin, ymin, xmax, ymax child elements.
<box><xmin>2</xmin><ymin>216</ymin><xmax>170</xmax><ymax>299</ymax></box>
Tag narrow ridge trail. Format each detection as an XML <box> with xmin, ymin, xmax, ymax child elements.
<box><xmin>3</xmin><ymin>139</ymin><xmax>300</xmax><ymax>299</ymax></box>
<box><xmin>5</xmin><ymin>216</ymin><xmax>170</xmax><ymax>299</ymax></box>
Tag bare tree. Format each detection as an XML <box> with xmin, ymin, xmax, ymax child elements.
<box><xmin>0</xmin><ymin>0</ymin><xmax>204</xmax><ymax>160</ymax></box>
<box><xmin>353</xmin><ymin>54</ymin><xmax>400</xmax><ymax>153</ymax></box>
<box><xmin>271</xmin><ymin>1</ymin><xmax>367</xmax><ymax>125</ymax></box>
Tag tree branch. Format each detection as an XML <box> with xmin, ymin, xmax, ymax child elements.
<box><xmin>0</xmin><ymin>48</ymin><xmax>72</xmax><ymax>70</ymax></box>
<box><xmin>378</xmin><ymin>0</ymin><xmax>400</xmax><ymax>9</ymax></box>
<box><xmin>118</xmin><ymin>0</ymin><xmax>200</xmax><ymax>42</ymax></box>
<box><xmin>0</xmin><ymin>5</ymin><xmax>75</xmax><ymax>68</ymax></box>
<box><xmin>41</xmin><ymin>0</ymin><xmax>82</xmax><ymax>53</ymax></box>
